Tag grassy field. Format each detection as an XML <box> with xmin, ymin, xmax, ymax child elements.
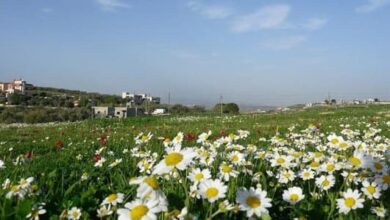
<box><xmin>0</xmin><ymin>105</ymin><xmax>389</xmax><ymax>219</ymax></box>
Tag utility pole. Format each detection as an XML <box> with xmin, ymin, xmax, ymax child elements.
<box><xmin>219</xmin><ymin>95</ymin><xmax>223</xmax><ymax>116</ymax></box>
<box><xmin>168</xmin><ymin>91</ymin><xmax>171</xmax><ymax>114</ymax></box>
<box><xmin>146</xmin><ymin>93</ymin><xmax>149</xmax><ymax>115</ymax></box>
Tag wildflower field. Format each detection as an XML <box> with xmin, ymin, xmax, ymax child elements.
<box><xmin>0</xmin><ymin>105</ymin><xmax>389</xmax><ymax>220</ymax></box>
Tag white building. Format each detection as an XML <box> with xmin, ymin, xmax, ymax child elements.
<box><xmin>152</xmin><ymin>108</ymin><xmax>167</xmax><ymax>115</ymax></box>
<box><xmin>122</xmin><ymin>92</ymin><xmax>160</xmax><ymax>105</ymax></box>
<box><xmin>0</xmin><ymin>79</ymin><xmax>33</xmax><ymax>96</ymax></box>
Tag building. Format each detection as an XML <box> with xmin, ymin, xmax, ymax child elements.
<box><xmin>0</xmin><ymin>79</ymin><xmax>34</xmax><ymax>96</ymax></box>
<box><xmin>152</xmin><ymin>108</ymin><xmax>167</xmax><ymax>115</ymax></box>
<box><xmin>92</xmin><ymin>106</ymin><xmax>144</xmax><ymax>118</ymax></box>
<box><xmin>122</xmin><ymin>92</ymin><xmax>160</xmax><ymax>105</ymax></box>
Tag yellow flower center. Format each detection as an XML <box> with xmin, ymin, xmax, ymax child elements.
<box><xmin>326</xmin><ymin>164</ymin><xmax>335</xmax><ymax>171</ymax></box>
<box><xmin>383</xmin><ymin>175</ymin><xmax>390</xmax><ymax>184</ymax></box>
<box><xmin>131</xmin><ymin>205</ymin><xmax>149</xmax><ymax>220</ymax></box>
<box><xmin>11</xmin><ymin>185</ymin><xmax>19</xmax><ymax>192</ymax></box>
<box><xmin>31</xmin><ymin>210</ymin><xmax>39</xmax><ymax>217</ymax></box>
<box><xmin>221</xmin><ymin>165</ymin><xmax>232</xmax><ymax>173</ymax></box>
<box><xmin>141</xmin><ymin>135</ymin><xmax>149</xmax><ymax>142</ymax></box>
<box><xmin>165</xmin><ymin>152</ymin><xmax>184</xmax><ymax>166</ymax></box>
<box><xmin>277</xmin><ymin>157</ymin><xmax>285</xmax><ymax>164</ymax></box>
<box><xmin>246</xmin><ymin>196</ymin><xmax>261</xmax><ymax>208</ymax></box>
<box><xmin>303</xmin><ymin>172</ymin><xmax>311</xmax><ymax>177</ymax></box>
<box><xmin>374</xmin><ymin>162</ymin><xmax>383</xmax><ymax>170</ymax></box>
<box><xmin>284</xmin><ymin>172</ymin><xmax>291</xmax><ymax>178</ymax></box>
<box><xmin>344</xmin><ymin>197</ymin><xmax>356</xmax><ymax>208</ymax></box>
<box><xmin>143</xmin><ymin>161</ymin><xmax>150</xmax><ymax>170</ymax></box>
<box><xmin>257</xmin><ymin>152</ymin><xmax>265</xmax><ymax>158</ymax></box>
<box><xmin>322</xmin><ymin>179</ymin><xmax>330</xmax><ymax>187</ymax></box>
<box><xmin>20</xmin><ymin>179</ymin><xmax>27</xmax><ymax>185</ymax></box>
<box><xmin>349</xmin><ymin>157</ymin><xmax>361</xmax><ymax>166</ymax></box>
<box><xmin>144</xmin><ymin>177</ymin><xmax>159</xmax><ymax>189</ymax></box>
<box><xmin>205</xmin><ymin>187</ymin><xmax>219</xmax><ymax>199</ymax></box>
<box><xmin>107</xmin><ymin>194</ymin><xmax>117</xmax><ymax>202</ymax></box>
<box><xmin>331</xmin><ymin>138</ymin><xmax>339</xmax><ymax>145</ymax></box>
<box><xmin>310</xmin><ymin>161</ymin><xmax>320</xmax><ymax>168</ymax></box>
<box><xmin>72</xmin><ymin>211</ymin><xmax>79</xmax><ymax>218</ymax></box>
<box><xmin>289</xmin><ymin>193</ymin><xmax>299</xmax><ymax>202</ymax></box>
<box><xmin>314</xmin><ymin>152</ymin><xmax>323</xmax><ymax>158</ymax></box>
<box><xmin>229</xmin><ymin>133</ymin><xmax>236</xmax><ymax>139</ymax></box>
<box><xmin>366</xmin><ymin>186</ymin><xmax>376</xmax><ymax>194</ymax></box>
<box><xmin>195</xmin><ymin>173</ymin><xmax>204</xmax><ymax>181</ymax></box>
<box><xmin>231</xmin><ymin>155</ymin><xmax>239</xmax><ymax>162</ymax></box>
<box><xmin>339</xmin><ymin>142</ymin><xmax>348</xmax><ymax>148</ymax></box>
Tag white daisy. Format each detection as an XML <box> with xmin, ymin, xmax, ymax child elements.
<box><xmin>299</xmin><ymin>169</ymin><xmax>315</xmax><ymax>180</ymax></box>
<box><xmin>361</xmin><ymin>181</ymin><xmax>381</xmax><ymax>200</ymax></box>
<box><xmin>199</xmin><ymin>179</ymin><xmax>227</xmax><ymax>203</ymax></box>
<box><xmin>188</xmin><ymin>168</ymin><xmax>211</xmax><ymax>184</ymax></box>
<box><xmin>67</xmin><ymin>207</ymin><xmax>82</xmax><ymax>220</ymax></box>
<box><xmin>282</xmin><ymin>187</ymin><xmax>304</xmax><ymax>205</ymax></box>
<box><xmin>315</xmin><ymin>175</ymin><xmax>335</xmax><ymax>191</ymax></box>
<box><xmin>336</xmin><ymin>189</ymin><xmax>364</xmax><ymax>214</ymax></box>
<box><xmin>97</xmin><ymin>205</ymin><xmax>113</xmax><ymax>218</ymax></box>
<box><xmin>236</xmin><ymin>187</ymin><xmax>272</xmax><ymax>217</ymax></box>
<box><xmin>117</xmin><ymin>199</ymin><xmax>160</xmax><ymax>220</ymax></box>
<box><xmin>371</xmin><ymin>206</ymin><xmax>387</xmax><ymax>218</ymax></box>
<box><xmin>153</xmin><ymin>146</ymin><xmax>197</xmax><ymax>175</ymax></box>
<box><xmin>101</xmin><ymin>193</ymin><xmax>124</xmax><ymax>206</ymax></box>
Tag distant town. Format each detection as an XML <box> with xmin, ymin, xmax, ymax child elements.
<box><xmin>0</xmin><ymin>78</ymin><xmax>389</xmax><ymax>122</ymax></box>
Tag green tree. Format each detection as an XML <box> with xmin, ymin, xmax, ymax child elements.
<box><xmin>170</xmin><ymin>104</ymin><xmax>190</xmax><ymax>114</ymax></box>
<box><xmin>8</xmin><ymin>93</ymin><xmax>22</xmax><ymax>105</ymax></box>
<box><xmin>213</xmin><ymin>103</ymin><xmax>239</xmax><ymax>114</ymax></box>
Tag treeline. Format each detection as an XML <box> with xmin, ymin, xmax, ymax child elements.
<box><xmin>0</xmin><ymin>87</ymin><xmax>126</xmax><ymax>107</ymax></box>
<box><xmin>0</xmin><ymin>107</ymin><xmax>90</xmax><ymax>124</ymax></box>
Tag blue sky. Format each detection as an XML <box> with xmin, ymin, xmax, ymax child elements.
<box><xmin>0</xmin><ymin>0</ymin><xmax>389</xmax><ymax>106</ymax></box>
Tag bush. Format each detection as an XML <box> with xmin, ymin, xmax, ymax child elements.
<box><xmin>170</xmin><ymin>104</ymin><xmax>190</xmax><ymax>114</ymax></box>
<box><xmin>213</xmin><ymin>103</ymin><xmax>240</xmax><ymax>114</ymax></box>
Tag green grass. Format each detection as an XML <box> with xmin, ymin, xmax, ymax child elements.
<box><xmin>0</xmin><ymin>104</ymin><xmax>389</xmax><ymax>219</ymax></box>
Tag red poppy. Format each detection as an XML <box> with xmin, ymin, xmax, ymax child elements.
<box><xmin>186</xmin><ymin>133</ymin><xmax>196</xmax><ymax>141</ymax></box>
<box><xmin>99</xmin><ymin>137</ymin><xmax>107</xmax><ymax>146</ymax></box>
<box><xmin>94</xmin><ymin>154</ymin><xmax>102</xmax><ymax>162</ymax></box>
<box><xmin>25</xmin><ymin>151</ymin><xmax>33</xmax><ymax>159</ymax></box>
<box><xmin>55</xmin><ymin>140</ymin><xmax>64</xmax><ymax>149</ymax></box>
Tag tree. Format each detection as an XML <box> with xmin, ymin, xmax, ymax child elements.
<box><xmin>191</xmin><ymin>105</ymin><xmax>206</xmax><ymax>113</ymax></box>
<box><xmin>8</xmin><ymin>93</ymin><xmax>22</xmax><ymax>105</ymax></box>
<box><xmin>170</xmin><ymin>104</ymin><xmax>190</xmax><ymax>114</ymax></box>
<box><xmin>213</xmin><ymin>103</ymin><xmax>239</xmax><ymax>114</ymax></box>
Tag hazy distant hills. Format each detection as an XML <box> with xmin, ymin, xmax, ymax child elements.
<box><xmin>238</xmin><ymin>104</ymin><xmax>277</xmax><ymax>112</ymax></box>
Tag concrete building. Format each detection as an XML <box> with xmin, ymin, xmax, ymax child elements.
<box><xmin>92</xmin><ymin>106</ymin><xmax>144</xmax><ymax>118</ymax></box>
<box><xmin>122</xmin><ymin>92</ymin><xmax>160</xmax><ymax>105</ymax></box>
<box><xmin>0</xmin><ymin>79</ymin><xmax>33</xmax><ymax>96</ymax></box>
<box><xmin>92</xmin><ymin>107</ymin><xmax>115</xmax><ymax>118</ymax></box>
<box><xmin>152</xmin><ymin>108</ymin><xmax>167</xmax><ymax>115</ymax></box>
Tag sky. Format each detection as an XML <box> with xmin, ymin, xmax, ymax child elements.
<box><xmin>0</xmin><ymin>0</ymin><xmax>390</xmax><ymax>106</ymax></box>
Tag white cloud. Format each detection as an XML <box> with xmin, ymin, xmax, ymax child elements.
<box><xmin>96</xmin><ymin>0</ymin><xmax>130</xmax><ymax>11</ymax></box>
<box><xmin>356</xmin><ymin>0</ymin><xmax>390</xmax><ymax>13</ymax></box>
<box><xmin>261</xmin><ymin>35</ymin><xmax>306</xmax><ymax>51</ymax></box>
<box><xmin>303</xmin><ymin>18</ymin><xmax>328</xmax><ymax>30</ymax></box>
<box><xmin>187</xmin><ymin>1</ymin><xmax>233</xmax><ymax>19</ymax></box>
<box><xmin>231</xmin><ymin>4</ymin><xmax>290</xmax><ymax>33</ymax></box>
